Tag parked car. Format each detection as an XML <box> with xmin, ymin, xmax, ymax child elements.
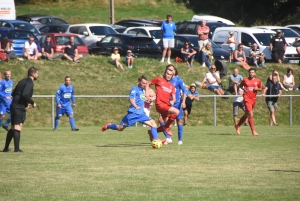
<box><xmin>110</xmin><ymin>24</ymin><xmax>127</xmax><ymax>33</ymax></box>
<box><xmin>66</xmin><ymin>24</ymin><xmax>117</xmax><ymax>46</ymax></box>
<box><xmin>17</xmin><ymin>14</ymin><xmax>69</xmax><ymax>29</ymax></box>
<box><xmin>0</xmin><ymin>28</ymin><xmax>41</xmax><ymax>56</ymax></box>
<box><xmin>176</xmin><ymin>20</ymin><xmax>233</xmax><ymax>39</ymax></box>
<box><xmin>0</xmin><ymin>20</ymin><xmax>40</xmax><ymax>35</ymax></box>
<box><xmin>114</xmin><ymin>19</ymin><xmax>163</xmax><ymax>28</ymax></box>
<box><xmin>39</xmin><ymin>24</ymin><xmax>70</xmax><ymax>33</ymax></box>
<box><xmin>191</xmin><ymin>14</ymin><xmax>235</xmax><ymax>26</ymax></box>
<box><xmin>157</xmin><ymin>34</ymin><xmax>229</xmax><ymax>61</ymax></box>
<box><xmin>285</xmin><ymin>25</ymin><xmax>300</xmax><ymax>35</ymax></box>
<box><xmin>123</xmin><ymin>26</ymin><xmax>162</xmax><ymax>43</ymax></box>
<box><xmin>88</xmin><ymin>33</ymin><xmax>162</xmax><ymax>58</ymax></box>
<box><xmin>38</xmin><ymin>33</ymin><xmax>89</xmax><ymax>56</ymax></box>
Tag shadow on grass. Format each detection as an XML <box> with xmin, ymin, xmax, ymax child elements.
<box><xmin>97</xmin><ymin>143</ymin><xmax>150</xmax><ymax>147</ymax></box>
<box><xmin>268</xmin><ymin>170</ymin><xmax>300</xmax><ymax>173</ymax></box>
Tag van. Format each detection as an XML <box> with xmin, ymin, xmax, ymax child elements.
<box><xmin>0</xmin><ymin>0</ymin><xmax>16</xmax><ymax>20</ymax></box>
<box><xmin>191</xmin><ymin>15</ymin><xmax>235</xmax><ymax>26</ymax></box>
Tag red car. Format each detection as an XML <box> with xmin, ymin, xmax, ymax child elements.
<box><xmin>37</xmin><ymin>33</ymin><xmax>89</xmax><ymax>56</ymax></box>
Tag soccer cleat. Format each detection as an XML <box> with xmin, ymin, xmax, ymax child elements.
<box><xmin>147</xmin><ymin>130</ymin><xmax>153</xmax><ymax>141</ymax></box>
<box><xmin>164</xmin><ymin>127</ymin><xmax>173</xmax><ymax>136</ymax></box>
<box><xmin>235</xmin><ymin>125</ymin><xmax>240</xmax><ymax>135</ymax></box>
<box><xmin>2</xmin><ymin>148</ymin><xmax>10</xmax><ymax>152</ymax></box>
<box><xmin>71</xmin><ymin>128</ymin><xmax>79</xmax><ymax>131</ymax></box>
<box><xmin>102</xmin><ymin>123</ymin><xmax>111</xmax><ymax>132</ymax></box>
<box><xmin>54</xmin><ymin>128</ymin><xmax>58</xmax><ymax>131</ymax></box>
<box><xmin>2</xmin><ymin>125</ymin><xmax>9</xmax><ymax>132</ymax></box>
<box><xmin>14</xmin><ymin>149</ymin><xmax>23</xmax><ymax>152</ymax></box>
<box><xmin>162</xmin><ymin>139</ymin><xmax>168</xmax><ymax>145</ymax></box>
<box><xmin>166</xmin><ymin>138</ymin><xmax>172</xmax><ymax>144</ymax></box>
<box><xmin>178</xmin><ymin>141</ymin><xmax>183</xmax><ymax>145</ymax></box>
<box><xmin>252</xmin><ymin>131</ymin><xmax>258</xmax><ymax>136</ymax></box>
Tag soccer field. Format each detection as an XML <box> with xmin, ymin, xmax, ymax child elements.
<box><xmin>0</xmin><ymin>126</ymin><xmax>300</xmax><ymax>201</ymax></box>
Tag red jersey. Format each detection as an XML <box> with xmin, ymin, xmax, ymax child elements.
<box><xmin>240</xmin><ymin>77</ymin><xmax>262</xmax><ymax>101</ymax></box>
<box><xmin>150</xmin><ymin>77</ymin><xmax>175</xmax><ymax>105</ymax></box>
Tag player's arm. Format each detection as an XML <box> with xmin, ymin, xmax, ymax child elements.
<box><xmin>179</xmin><ymin>80</ymin><xmax>187</xmax><ymax>108</ymax></box>
<box><xmin>21</xmin><ymin>81</ymin><xmax>35</xmax><ymax>107</ymax></box>
<box><xmin>55</xmin><ymin>87</ymin><xmax>62</xmax><ymax>108</ymax></box>
<box><xmin>129</xmin><ymin>98</ymin><xmax>140</xmax><ymax>110</ymax></box>
<box><xmin>254</xmin><ymin>80</ymin><xmax>263</xmax><ymax>91</ymax></box>
<box><xmin>71</xmin><ymin>87</ymin><xmax>76</xmax><ymax>107</ymax></box>
<box><xmin>0</xmin><ymin>81</ymin><xmax>6</xmax><ymax>99</ymax></box>
<box><xmin>170</xmin><ymin>86</ymin><xmax>176</xmax><ymax>106</ymax></box>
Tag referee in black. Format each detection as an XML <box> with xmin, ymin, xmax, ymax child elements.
<box><xmin>3</xmin><ymin>67</ymin><xmax>38</xmax><ymax>152</ymax></box>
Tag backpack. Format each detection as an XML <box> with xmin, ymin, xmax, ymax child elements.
<box><xmin>0</xmin><ymin>52</ymin><xmax>7</xmax><ymax>62</ymax></box>
<box><xmin>175</xmin><ymin>56</ymin><xmax>182</xmax><ymax>63</ymax></box>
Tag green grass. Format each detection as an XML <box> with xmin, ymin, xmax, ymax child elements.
<box><xmin>0</xmin><ymin>126</ymin><xmax>300</xmax><ymax>200</ymax></box>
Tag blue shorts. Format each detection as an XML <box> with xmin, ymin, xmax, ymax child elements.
<box><xmin>234</xmin><ymin>61</ymin><xmax>240</xmax><ymax>65</ymax></box>
<box><xmin>56</xmin><ymin>105</ymin><xmax>73</xmax><ymax>117</ymax></box>
<box><xmin>0</xmin><ymin>103</ymin><xmax>10</xmax><ymax>116</ymax></box>
<box><xmin>120</xmin><ymin>112</ymin><xmax>151</xmax><ymax>127</ymax></box>
<box><xmin>173</xmin><ymin>102</ymin><xmax>183</xmax><ymax>120</ymax></box>
<box><xmin>207</xmin><ymin>85</ymin><xmax>221</xmax><ymax>92</ymax></box>
<box><xmin>228</xmin><ymin>46</ymin><xmax>236</xmax><ymax>51</ymax></box>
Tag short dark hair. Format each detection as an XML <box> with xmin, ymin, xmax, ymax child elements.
<box><xmin>28</xmin><ymin>66</ymin><xmax>38</xmax><ymax>77</ymax></box>
<box><xmin>138</xmin><ymin>75</ymin><xmax>147</xmax><ymax>82</ymax></box>
<box><xmin>287</xmin><ymin>68</ymin><xmax>293</xmax><ymax>74</ymax></box>
<box><xmin>167</xmin><ymin>14</ymin><xmax>172</xmax><ymax>18</ymax></box>
<box><xmin>29</xmin><ymin>35</ymin><xmax>35</xmax><ymax>39</ymax></box>
<box><xmin>248</xmin><ymin>68</ymin><xmax>256</xmax><ymax>72</ymax></box>
<box><xmin>165</xmin><ymin>64</ymin><xmax>178</xmax><ymax>76</ymax></box>
<box><xmin>46</xmin><ymin>35</ymin><xmax>51</xmax><ymax>39</ymax></box>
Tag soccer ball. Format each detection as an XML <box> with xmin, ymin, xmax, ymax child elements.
<box><xmin>151</xmin><ymin>139</ymin><xmax>162</xmax><ymax>149</ymax></box>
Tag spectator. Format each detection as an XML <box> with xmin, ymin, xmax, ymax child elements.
<box><xmin>206</xmin><ymin>65</ymin><xmax>227</xmax><ymax>96</ymax></box>
<box><xmin>126</xmin><ymin>50</ymin><xmax>134</xmax><ymax>69</ymax></box>
<box><xmin>262</xmin><ymin>74</ymin><xmax>282</xmax><ymax>126</ymax></box>
<box><xmin>180</xmin><ymin>41</ymin><xmax>197</xmax><ymax>67</ymax></box>
<box><xmin>160</xmin><ymin>14</ymin><xmax>176</xmax><ymax>64</ymax></box>
<box><xmin>1</xmin><ymin>37</ymin><xmax>16</xmax><ymax>61</ymax></box>
<box><xmin>296</xmin><ymin>45</ymin><xmax>300</xmax><ymax>65</ymax></box>
<box><xmin>229</xmin><ymin>68</ymin><xmax>243</xmax><ymax>95</ymax></box>
<box><xmin>270</xmin><ymin>30</ymin><xmax>286</xmax><ymax>64</ymax></box>
<box><xmin>111</xmin><ymin>47</ymin><xmax>125</xmax><ymax>70</ymax></box>
<box><xmin>143</xmin><ymin>88</ymin><xmax>156</xmax><ymax>127</ymax></box>
<box><xmin>201</xmin><ymin>42</ymin><xmax>213</xmax><ymax>68</ymax></box>
<box><xmin>267</xmin><ymin>70</ymin><xmax>288</xmax><ymax>91</ymax></box>
<box><xmin>183</xmin><ymin>83</ymin><xmax>200</xmax><ymax>126</ymax></box>
<box><xmin>23</xmin><ymin>35</ymin><xmax>42</xmax><ymax>60</ymax></box>
<box><xmin>227</xmin><ymin>31</ymin><xmax>236</xmax><ymax>63</ymax></box>
<box><xmin>249</xmin><ymin>43</ymin><xmax>266</xmax><ymax>68</ymax></box>
<box><xmin>197</xmin><ymin>20</ymin><xmax>209</xmax><ymax>52</ymax></box>
<box><xmin>283</xmin><ymin>68</ymin><xmax>299</xmax><ymax>90</ymax></box>
<box><xmin>233</xmin><ymin>43</ymin><xmax>250</xmax><ymax>71</ymax></box>
<box><xmin>62</xmin><ymin>36</ymin><xmax>83</xmax><ymax>63</ymax></box>
<box><xmin>41</xmin><ymin>35</ymin><xmax>54</xmax><ymax>60</ymax></box>
<box><xmin>233</xmin><ymin>88</ymin><xmax>249</xmax><ymax>126</ymax></box>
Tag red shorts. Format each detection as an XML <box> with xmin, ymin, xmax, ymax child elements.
<box><xmin>156</xmin><ymin>103</ymin><xmax>171</xmax><ymax>118</ymax></box>
<box><xmin>244</xmin><ymin>100</ymin><xmax>256</xmax><ymax>112</ymax></box>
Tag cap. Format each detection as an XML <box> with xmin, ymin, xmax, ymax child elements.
<box><xmin>277</xmin><ymin>29</ymin><xmax>282</xmax><ymax>33</ymax></box>
<box><xmin>127</xmin><ymin>50</ymin><xmax>132</xmax><ymax>53</ymax></box>
<box><xmin>229</xmin><ymin>31</ymin><xmax>234</xmax><ymax>34</ymax></box>
<box><xmin>190</xmin><ymin>83</ymin><xmax>197</xmax><ymax>88</ymax></box>
<box><xmin>114</xmin><ymin>47</ymin><xmax>118</xmax><ymax>50</ymax></box>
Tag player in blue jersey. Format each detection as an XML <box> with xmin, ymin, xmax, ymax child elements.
<box><xmin>54</xmin><ymin>76</ymin><xmax>79</xmax><ymax>131</ymax></box>
<box><xmin>160</xmin><ymin>65</ymin><xmax>187</xmax><ymax>145</ymax></box>
<box><xmin>0</xmin><ymin>70</ymin><xmax>13</xmax><ymax>131</ymax></box>
<box><xmin>102</xmin><ymin>75</ymin><xmax>159</xmax><ymax>141</ymax></box>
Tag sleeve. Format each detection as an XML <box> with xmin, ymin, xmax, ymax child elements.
<box><xmin>206</xmin><ymin>73</ymin><xmax>211</xmax><ymax>80</ymax></box>
<box><xmin>283</xmin><ymin>37</ymin><xmax>287</xmax><ymax>45</ymax></box>
<box><xmin>265</xmin><ymin>81</ymin><xmax>270</xmax><ymax>89</ymax></box>
<box><xmin>150</xmin><ymin>78</ymin><xmax>159</xmax><ymax>85</ymax></box>
<box><xmin>129</xmin><ymin>87</ymin><xmax>136</xmax><ymax>99</ymax></box>
<box><xmin>195</xmin><ymin>91</ymin><xmax>200</xmax><ymax>97</ymax></box>
<box><xmin>278</xmin><ymin>83</ymin><xmax>282</xmax><ymax>90</ymax></box>
<box><xmin>74</xmin><ymin>44</ymin><xmax>78</xmax><ymax>50</ymax></box>
<box><xmin>257</xmin><ymin>79</ymin><xmax>262</xmax><ymax>89</ymax></box>
<box><xmin>33</xmin><ymin>43</ymin><xmax>37</xmax><ymax>49</ymax></box>
<box><xmin>111</xmin><ymin>54</ymin><xmax>114</xmax><ymax>59</ymax></box>
<box><xmin>173</xmin><ymin>22</ymin><xmax>176</xmax><ymax>31</ymax></box>
<box><xmin>24</xmin><ymin>42</ymin><xmax>29</xmax><ymax>49</ymax></box>
<box><xmin>161</xmin><ymin>22</ymin><xmax>164</xmax><ymax>31</ymax></box>
<box><xmin>179</xmin><ymin>79</ymin><xmax>187</xmax><ymax>95</ymax></box>
<box><xmin>56</xmin><ymin>87</ymin><xmax>61</xmax><ymax>104</ymax></box>
<box><xmin>21</xmin><ymin>81</ymin><xmax>34</xmax><ymax>105</ymax></box>
<box><xmin>0</xmin><ymin>81</ymin><xmax>5</xmax><ymax>99</ymax></box>
<box><xmin>270</xmin><ymin>37</ymin><xmax>274</xmax><ymax>44</ymax></box>
<box><xmin>239</xmin><ymin>79</ymin><xmax>245</xmax><ymax>88</ymax></box>
<box><xmin>71</xmin><ymin>86</ymin><xmax>75</xmax><ymax>104</ymax></box>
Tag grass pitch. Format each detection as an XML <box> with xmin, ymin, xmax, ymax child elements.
<box><xmin>0</xmin><ymin>126</ymin><xmax>299</xmax><ymax>201</ymax></box>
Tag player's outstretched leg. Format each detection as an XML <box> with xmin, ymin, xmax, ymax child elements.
<box><xmin>248</xmin><ymin>117</ymin><xmax>258</xmax><ymax>136</ymax></box>
<box><xmin>69</xmin><ymin>115</ymin><xmax>79</xmax><ymax>131</ymax></box>
<box><xmin>3</xmin><ymin>116</ymin><xmax>11</xmax><ymax>131</ymax></box>
<box><xmin>102</xmin><ymin>123</ymin><xmax>125</xmax><ymax>132</ymax></box>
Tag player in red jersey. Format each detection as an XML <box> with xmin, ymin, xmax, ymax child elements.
<box><xmin>146</xmin><ymin>65</ymin><xmax>179</xmax><ymax>137</ymax></box>
<box><xmin>235</xmin><ymin>68</ymin><xmax>262</xmax><ymax>136</ymax></box>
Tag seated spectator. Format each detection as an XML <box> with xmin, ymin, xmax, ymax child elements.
<box><xmin>283</xmin><ymin>68</ymin><xmax>299</xmax><ymax>90</ymax></box>
<box><xmin>201</xmin><ymin>42</ymin><xmax>213</xmax><ymax>68</ymax></box>
<box><xmin>229</xmin><ymin>68</ymin><xmax>243</xmax><ymax>95</ymax></box>
<box><xmin>23</xmin><ymin>35</ymin><xmax>42</xmax><ymax>60</ymax></box>
<box><xmin>249</xmin><ymin>43</ymin><xmax>266</xmax><ymax>68</ymax></box>
<box><xmin>111</xmin><ymin>47</ymin><xmax>124</xmax><ymax>70</ymax></box>
<box><xmin>126</xmin><ymin>50</ymin><xmax>134</xmax><ymax>69</ymax></box>
<box><xmin>267</xmin><ymin>70</ymin><xmax>288</xmax><ymax>91</ymax></box>
<box><xmin>62</xmin><ymin>36</ymin><xmax>83</xmax><ymax>63</ymax></box>
<box><xmin>181</xmin><ymin>42</ymin><xmax>197</xmax><ymax>67</ymax></box>
<box><xmin>233</xmin><ymin>43</ymin><xmax>250</xmax><ymax>71</ymax></box>
<box><xmin>1</xmin><ymin>37</ymin><xmax>16</xmax><ymax>61</ymax></box>
<box><xmin>227</xmin><ymin>31</ymin><xmax>236</xmax><ymax>63</ymax></box>
<box><xmin>41</xmin><ymin>35</ymin><xmax>54</xmax><ymax>60</ymax></box>
<box><xmin>183</xmin><ymin>83</ymin><xmax>200</xmax><ymax>126</ymax></box>
<box><xmin>206</xmin><ymin>65</ymin><xmax>228</xmax><ymax>96</ymax></box>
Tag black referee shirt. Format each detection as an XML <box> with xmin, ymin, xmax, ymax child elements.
<box><xmin>11</xmin><ymin>77</ymin><xmax>34</xmax><ymax>107</ymax></box>
<box><xmin>270</xmin><ymin>36</ymin><xmax>286</xmax><ymax>51</ymax></box>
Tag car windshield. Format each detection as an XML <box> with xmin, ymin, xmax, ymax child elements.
<box><xmin>271</xmin><ymin>29</ymin><xmax>300</xmax><ymax>37</ymax></box>
<box><xmin>253</xmin><ymin>33</ymin><xmax>275</xmax><ymax>46</ymax></box>
<box><xmin>7</xmin><ymin>30</ymin><xmax>36</xmax><ymax>40</ymax></box>
<box><xmin>12</xmin><ymin>22</ymin><xmax>39</xmax><ymax>34</ymax></box>
<box><xmin>89</xmin><ymin>26</ymin><xmax>116</xmax><ymax>35</ymax></box>
<box><xmin>149</xmin><ymin>30</ymin><xmax>162</xmax><ymax>39</ymax></box>
<box><xmin>55</xmin><ymin>36</ymin><xmax>85</xmax><ymax>45</ymax></box>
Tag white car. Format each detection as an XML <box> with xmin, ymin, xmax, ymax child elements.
<box><xmin>285</xmin><ymin>25</ymin><xmax>300</xmax><ymax>35</ymax></box>
<box><xmin>123</xmin><ymin>26</ymin><xmax>161</xmax><ymax>43</ymax></box>
<box><xmin>66</xmin><ymin>23</ymin><xmax>117</xmax><ymax>46</ymax></box>
<box><xmin>191</xmin><ymin>14</ymin><xmax>235</xmax><ymax>26</ymax></box>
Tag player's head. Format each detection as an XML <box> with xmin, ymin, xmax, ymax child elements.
<box><xmin>248</xmin><ymin>68</ymin><xmax>256</xmax><ymax>78</ymax></box>
<box><xmin>163</xmin><ymin>69</ymin><xmax>174</xmax><ymax>81</ymax></box>
<box><xmin>28</xmin><ymin>66</ymin><xmax>39</xmax><ymax>80</ymax></box>
<box><xmin>4</xmin><ymin>70</ymin><xmax>11</xmax><ymax>81</ymax></box>
<box><xmin>138</xmin><ymin>75</ymin><xmax>148</xmax><ymax>89</ymax></box>
<box><xmin>166</xmin><ymin>14</ymin><xmax>172</xmax><ymax>22</ymax></box>
<box><xmin>65</xmin><ymin>76</ymin><xmax>71</xmax><ymax>86</ymax></box>
<box><xmin>165</xmin><ymin>64</ymin><xmax>178</xmax><ymax>76</ymax></box>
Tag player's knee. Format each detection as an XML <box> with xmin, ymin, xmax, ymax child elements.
<box><xmin>69</xmin><ymin>114</ymin><xmax>74</xmax><ymax>118</ymax></box>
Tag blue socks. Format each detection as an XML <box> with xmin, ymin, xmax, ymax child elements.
<box><xmin>160</xmin><ymin>122</ymin><xmax>171</xmax><ymax>138</ymax></box>
<box><xmin>0</xmin><ymin>119</ymin><xmax>2</xmax><ymax>126</ymax></box>
<box><xmin>108</xmin><ymin>124</ymin><xmax>118</xmax><ymax>130</ymax></box>
<box><xmin>4</xmin><ymin>116</ymin><xmax>11</xmax><ymax>127</ymax></box>
<box><xmin>69</xmin><ymin>117</ymin><xmax>75</xmax><ymax>129</ymax></box>
<box><xmin>54</xmin><ymin>116</ymin><xmax>60</xmax><ymax>129</ymax></box>
<box><xmin>178</xmin><ymin>124</ymin><xmax>183</xmax><ymax>141</ymax></box>
<box><xmin>151</xmin><ymin>127</ymin><xmax>158</xmax><ymax>139</ymax></box>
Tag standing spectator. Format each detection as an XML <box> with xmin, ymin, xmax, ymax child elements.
<box><xmin>249</xmin><ymin>43</ymin><xmax>266</xmax><ymax>68</ymax></box>
<box><xmin>283</xmin><ymin>68</ymin><xmax>299</xmax><ymax>90</ymax></box>
<box><xmin>206</xmin><ymin>65</ymin><xmax>227</xmax><ymax>96</ymax></box>
<box><xmin>41</xmin><ymin>35</ymin><xmax>54</xmax><ymax>60</ymax></box>
<box><xmin>1</xmin><ymin>37</ymin><xmax>16</xmax><ymax>60</ymax></box>
<box><xmin>160</xmin><ymin>14</ymin><xmax>176</xmax><ymax>64</ymax></box>
<box><xmin>183</xmin><ymin>83</ymin><xmax>199</xmax><ymax>126</ymax></box>
<box><xmin>233</xmin><ymin>43</ymin><xmax>250</xmax><ymax>71</ymax></box>
<box><xmin>262</xmin><ymin>74</ymin><xmax>282</xmax><ymax>126</ymax></box>
<box><xmin>233</xmin><ymin>88</ymin><xmax>249</xmax><ymax>126</ymax></box>
<box><xmin>197</xmin><ymin>20</ymin><xmax>210</xmax><ymax>52</ymax></box>
<box><xmin>227</xmin><ymin>31</ymin><xmax>236</xmax><ymax>63</ymax></box>
<box><xmin>111</xmin><ymin>47</ymin><xmax>125</xmax><ymax>70</ymax></box>
<box><xmin>143</xmin><ymin>88</ymin><xmax>156</xmax><ymax>127</ymax></box>
<box><xmin>62</xmin><ymin>36</ymin><xmax>83</xmax><ymax>63</ymax></box>
<box><xmin>180</xmin><ymin>42</ymin><xmax>197</xmax><ymax>67</ymax></box>
<box><xmin>270</xmin><ymin>30</ymin><xmax>287</xmax><ymax>64</ymax></box>
<box><xmin>229</xmin><ymin>68</ymin><xmax>243</xmax><ymax>95</ymax></box>
<box><xmin>201</xmin><ymin>42</ymin><xmax>213</xmax><ymax>68</ymax></box>
<box><xmin>23</xmin><ymin>35</ymin><xmax>42</xmax><ymax>60</ymax></box>
<box><xmin>267</xmin><ymin>70</ymin><xmax>288</xmax><ymax>91</ymax></box>
<box><xmin>2</xmin><ymin>67</ymin><xmax>38</xmax><ymax>152</ymax></box>
<box><xmin>296</xmin><ymin>45</ymin><xmax>300</xmax><ymax>65</ymax></box>
<box><xmin>126</xmin><ymin>50</ymin><xmax>134</xmax><ymax>69</ymax></box>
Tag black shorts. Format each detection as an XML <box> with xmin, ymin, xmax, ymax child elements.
<box><xmin>183</xmin><ymin>104</ymin><xmax>192</xmax><ymax>115</ymax></box>
<box><xmin>10</xmin><ymin>105</ymin><xmax>26</xmax><ymax>125</ymax></box>
<box><xmin>272</xmin><ymin>51</ymin><xmax>284</xmax><ymax>62</ymax></box>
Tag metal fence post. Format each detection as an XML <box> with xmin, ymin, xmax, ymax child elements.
<box><xmin>290</xmin><ymin>96</ymin><xmax>292</xmax><ymax>126</ymax></box>
<box><xmin>214</xmin><ymin>95</ymin><xmax>217</xmax><ymax>126</ymax></box>
<box><xmin>52</xmin><ymin>96</ymin><xmax>54</xmax><ymax>128</ymax></box>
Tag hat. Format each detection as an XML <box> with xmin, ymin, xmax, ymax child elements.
<box><xmin>277</xmin><ymin>30</ymin><xmax>282</xmax><ymax>33</ymax></box>
<box><xmin>229</xmin><ymin>31</ymin><xmax>234</xmax><ymax>34</ymax></box>
<box><xmin>190</xmin><ymin>83</ymin><xmax>197</xmax><ymax>88</ymax></box>
<box><xmin>114</xmin><ymin>47</ymin><xmax>118</xmax><ymax>50</ymax></box>
<box><xmin>127</xmin><ymin>50</ymin><xmax>132</xmax><ymax>53</ymax></box>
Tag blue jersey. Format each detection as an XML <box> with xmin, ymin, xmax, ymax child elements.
<box><xmin>169</xmin><ymin>76</ymin><xmax>187</xmax><ymax>106</ymax></box>
<box><xmin>127</xmin><ymin>85</ymin><xmax>145</xmax><ymax>115</ymax></box>
<box><xmin>161</xmin><ymin>21</ymin><xmax>176</xmax><ymax>39</ymax></box>
<box><xmin>0</xmin><ymin>79</ymin><xmax>13</xmax><ymax>106</ymax></box>
<box><xmin>56</xmin><ymin>84</ymin><xmax>75</xmax><ymax>107</ymax></box>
